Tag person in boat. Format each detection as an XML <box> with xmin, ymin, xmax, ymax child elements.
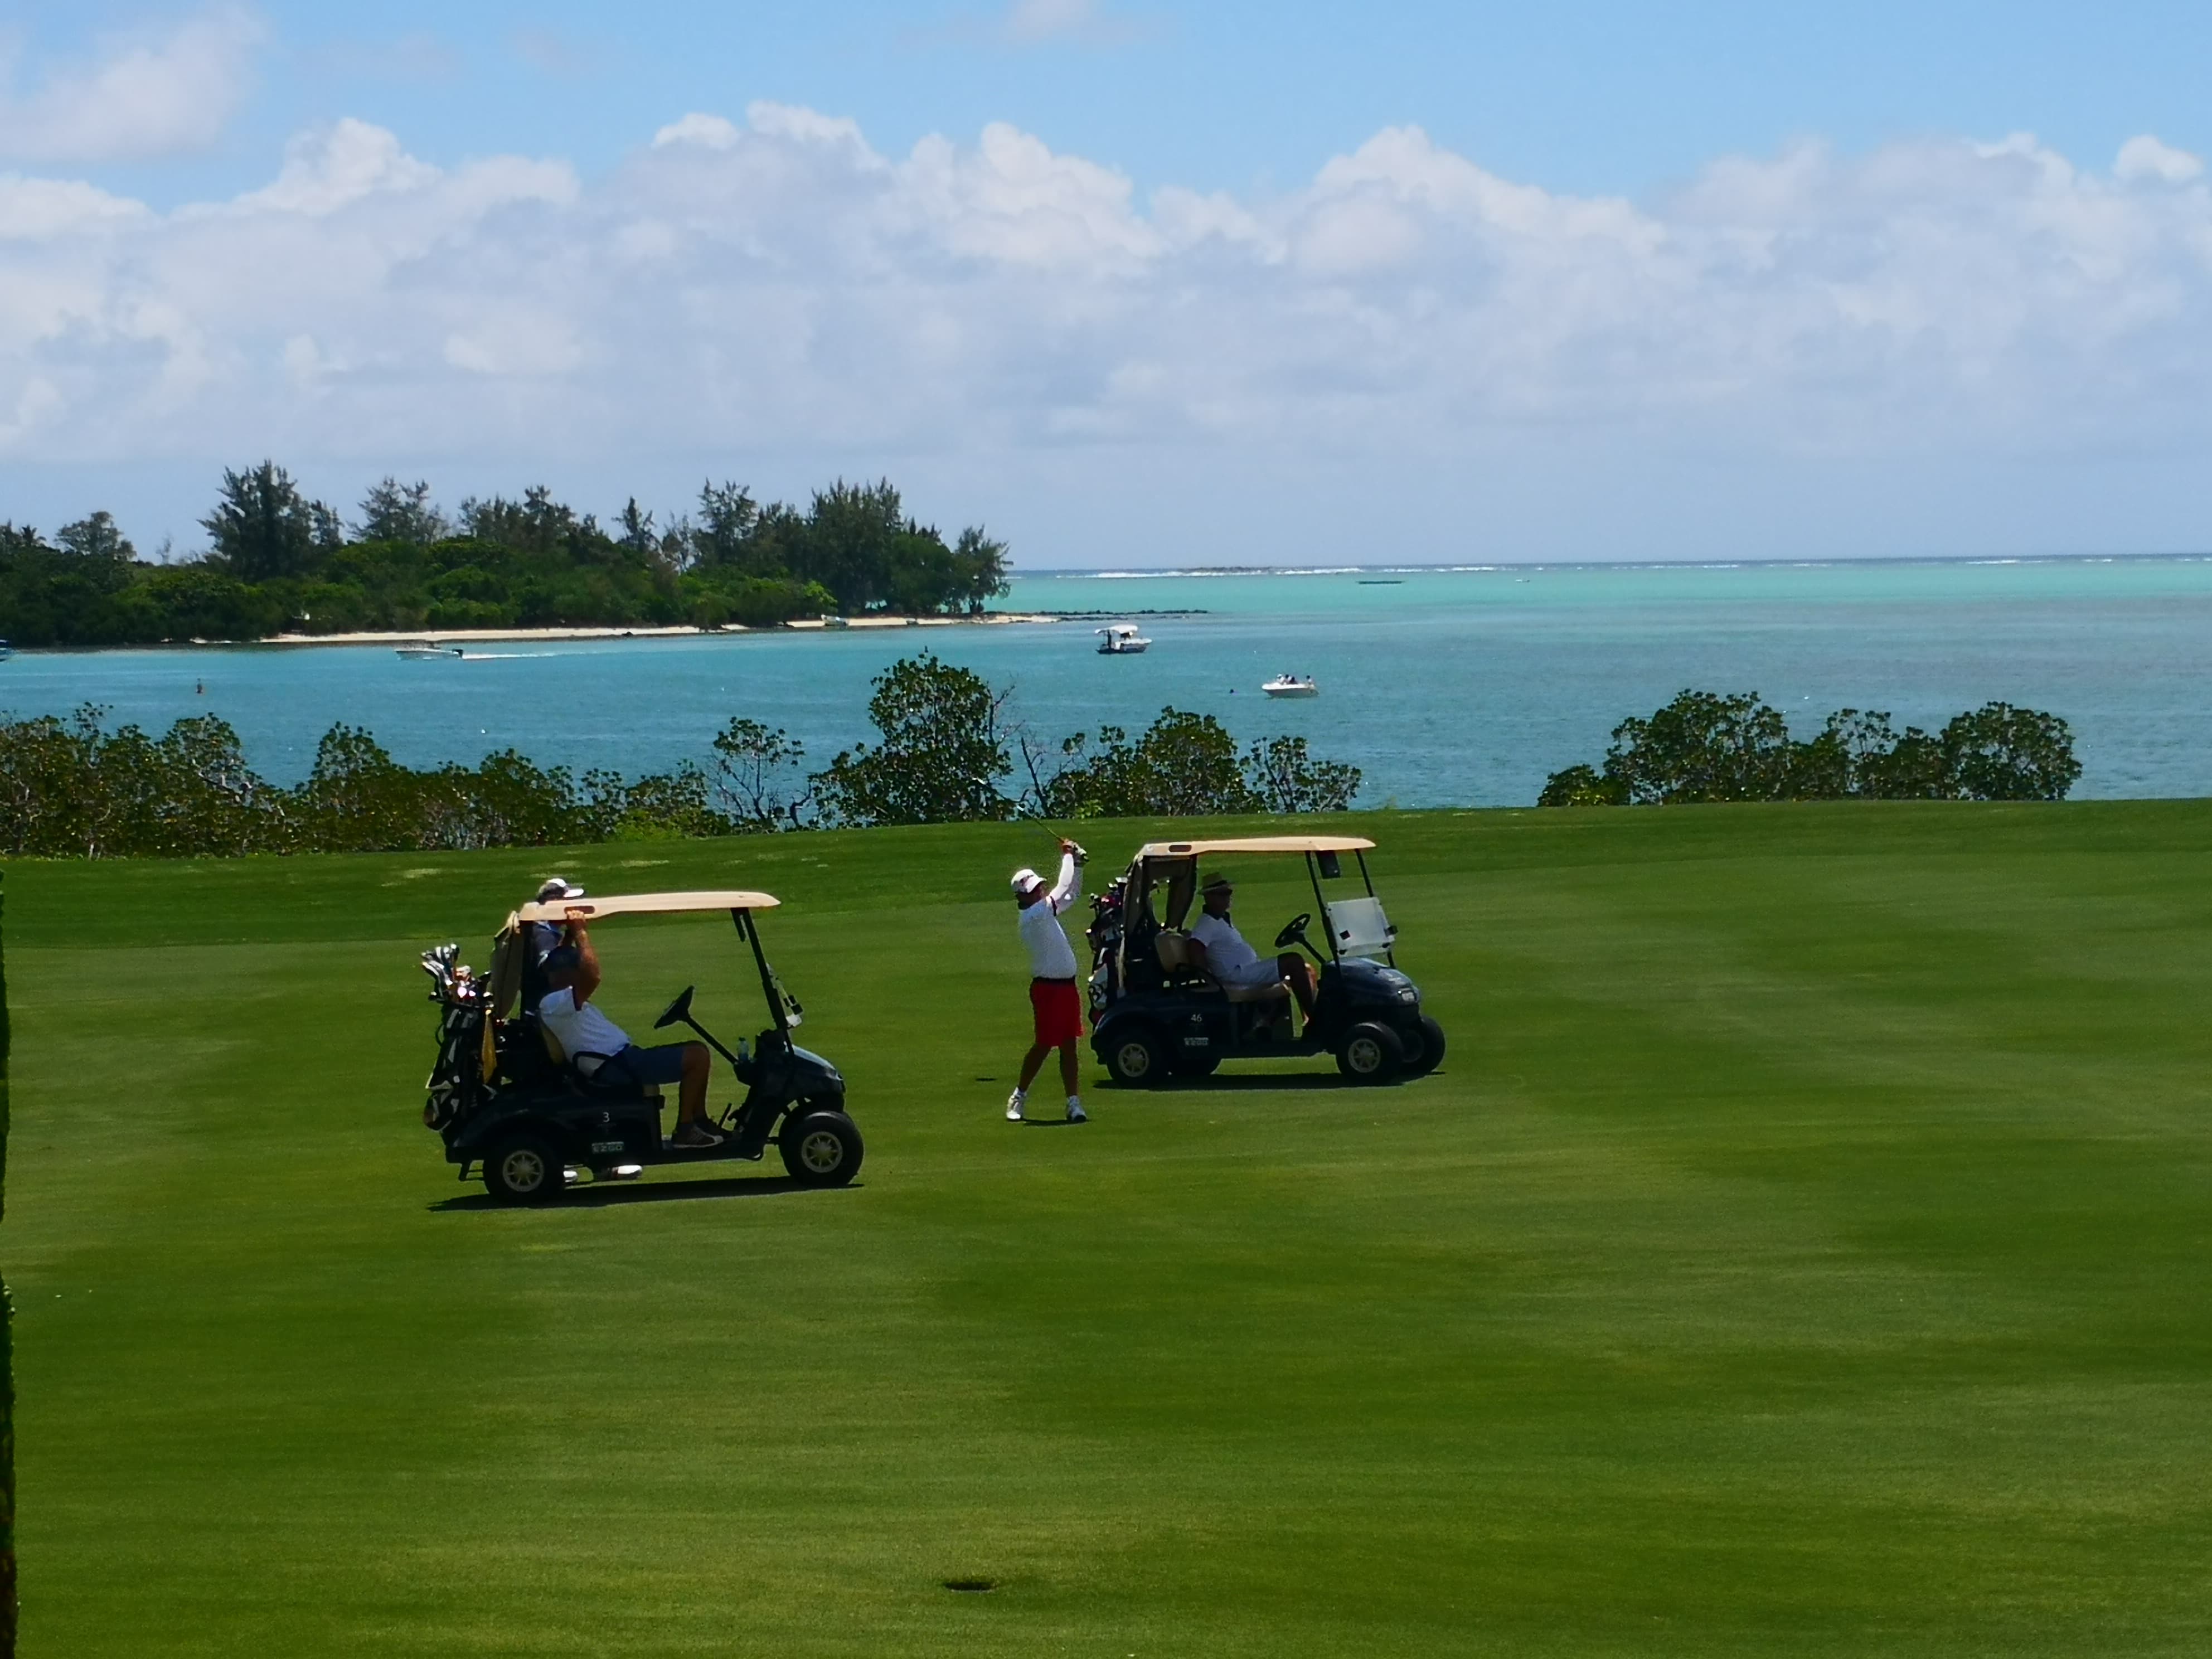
<box><xmin>1186</xmin><ymin>870</ymin><xmax>1318</xmax><ymax>1022</ymax></box>
<box><xmin>539</xmin><ymin>913</ymin><xmax>722</xmax><ymax>1148</ymax></box>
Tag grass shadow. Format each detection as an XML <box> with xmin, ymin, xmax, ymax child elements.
<box><xmin>429</xmin><ymin>1175</ymin><xmax>857</xmax><ymax>1212</ymax></box>
<box><xmin>1114</xmin><ymin>1073</ymin><xmax>1362</xmax><ymax>1093</ymax></box>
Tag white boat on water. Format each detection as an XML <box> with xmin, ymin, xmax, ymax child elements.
<box><xmin>395</xmin><ymin>642</ymin><xmax>463</xmax><ymax>660</ymax></box>
<box><xmin>1096</xmin><ymin>624</ymin><xmax>1152</xmax><ymax>655</ymax></box>
<box><xmin>1262</xmin><ymin>673</ymin><xmax>1319</xmax><ymax>698</ymax></box>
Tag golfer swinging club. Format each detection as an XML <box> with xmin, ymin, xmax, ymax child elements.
<box><xmin>1008</xmin><ymin>838</ymin><xmax>1088</xmax><ymax>1123</ymax></box>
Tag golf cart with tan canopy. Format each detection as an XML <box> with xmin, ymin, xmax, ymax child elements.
<box><xmin>419</xmin><ymin>889</ymin><xmax>861</xmax><ymax>1202</ymax></box>
<box><xmin>1085</xmin><ymin>835</ymin><xmax>1444</xmax><ymax>1086</ymax></box>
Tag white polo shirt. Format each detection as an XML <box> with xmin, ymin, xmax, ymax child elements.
<box><xmin>1018</xmin><ymin>852</ymin><xmax>1081</xmax><ymax>978</ymax></box>
<box><xmin>1190</xmin><ymin>910</ymin><xmax>1277</xmax><ymax>987</ymax></box>
<box><xmin>540</xmin><ymin>986</ymin><xmax>632</xmax><ymax>1063</ymax></box>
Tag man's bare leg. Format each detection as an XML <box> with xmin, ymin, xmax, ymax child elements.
<box><xmin>1018</xmin><ymin>1040</ymin><xmax>1052</xmax><ymax>1092</ymax></box>
<box><xmin>1059</xmin><ymin>1040</ymin><xmax>1085</xmax><ymax>1121</ymax></box>
<box><xmin>678</xmin><ymin>1042</ymin><xmax>711</xmax><ymax>1126</ymax></box>
<box><xmin>1278</xmin><ymin>954</ymin><xmax>1319</xmax><ymax>1021</ymax></box>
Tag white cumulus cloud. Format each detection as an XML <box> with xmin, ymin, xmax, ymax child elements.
<box><xmin>3</xmin><ymin>108</ymin><xmax>2212</xmax><ymax>558</ymax></box>
<box><xmin>0</xmin><ymin>6</ymin><xmax>264</xmax><ymax>164</ymax></box>
<box><xmin>2116</xmin><ymin>134</ymin><xmax>2205</xmax><ymax>185</ymax></box>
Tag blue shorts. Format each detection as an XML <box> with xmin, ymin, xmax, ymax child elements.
<box><xmin>595</xmin><ymin>1042</ymin><xmax>690</xmax><ymax>1085</ymax></box>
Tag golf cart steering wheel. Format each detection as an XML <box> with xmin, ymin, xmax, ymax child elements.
<box><xmin>653</xmin><ymin>985</ymin><xmax>696</xmax><ymax>1030</ymax></box>
<box><xmin>1274</xmin><ymin>913</ymin><xmax>1313</xmax><ymax>950</ymax></box>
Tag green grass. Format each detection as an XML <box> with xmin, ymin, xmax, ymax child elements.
<box><xmin>7</xmin><ymin>802</ymin><xmax>2212</xmax><ymax>1656</ymax></box>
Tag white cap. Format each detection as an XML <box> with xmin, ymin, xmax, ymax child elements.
<box><xmin>535</xmin><ymin>876</ymin><xmax>585</xmax><ymax>902</ymax></box>
<box><xmin>1011</xmin><ymin>867</ymin><xmax>1042</xmax><ymax>894</ymax></box>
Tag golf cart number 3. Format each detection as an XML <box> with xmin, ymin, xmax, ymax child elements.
<box><xmin>590</xmin><ymin>1139</ymin><xmax>625</xmax><ymax>1153</ymax></box>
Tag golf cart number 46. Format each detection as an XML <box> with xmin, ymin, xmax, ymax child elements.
<box><xmin>1086</xmin><ymin>836</ymin><xmax>1445</xmax><ymax>1087</ymax></box>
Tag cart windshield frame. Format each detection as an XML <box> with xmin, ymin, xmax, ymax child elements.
<box><xmin>511</xmin><ymin>889</ymin><xmax>798</xmax><ymax>1034</ymax></box>
<box><xmin>1118</xmin><ymin>837</ymin><xmax>1389</xmax><ymax>968</ymax></box>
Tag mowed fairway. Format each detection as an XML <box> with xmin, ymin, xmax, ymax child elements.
<box><xmin>7</xmin><ymin>803</ymin><xmax>2212</xmax><ymax>1656</ymax></box>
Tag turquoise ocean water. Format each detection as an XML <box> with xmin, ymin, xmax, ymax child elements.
<box><xmin>6</xmin><ymin>558</ymin><xmax>2212</xmax><ymax>806</ymax></box>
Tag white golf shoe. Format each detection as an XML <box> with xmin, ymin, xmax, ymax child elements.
<box><xmin>1065</xmin><ymin>1098</ymin><xmax>1087</xmax><ymax>1123</ymax></box>
<box><xmin>1005</xmin><ymin>1090</ymin><xmax>1025</xmax><ymax>1122</ymax></box>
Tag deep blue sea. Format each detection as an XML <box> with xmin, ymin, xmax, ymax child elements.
<box><xmin>7</xmin><ymin>558</ymin><xmax>2212</xmax><ymax>806</ymax></box>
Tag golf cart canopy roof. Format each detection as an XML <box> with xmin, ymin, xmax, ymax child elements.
<box><xmin>1132</xmin><ymin>836</ymin><xmax>1375</xmax><ymax>860</ymax></box>
<box><xmin>516</xmin><ymin>889</ymin><xmax>780</xmax><ymax>923</ymax></box>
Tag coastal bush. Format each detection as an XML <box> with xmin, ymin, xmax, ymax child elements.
<box><xmin>813</xmin><ymin>654</ymin><xmax>1016</xmax><ymax>828</ymax></box>
<box><xmin>1246</xmin><ymin>734</ymin><xmax>1364</xmax><ymax>814</ymax></box>
<box><xmin>1539</xmin><ymin>690</ymin><xmax>2082</xmax><ymax>806</ymax></box>
<box><xmin>0</xmin><ymin>468</ymin><xmax>1010</xmax><ymax>647</ymax></box>
<box><xmin>1025</xmin><ymin>709</ymin><xmax>1262</xmax><ymax>818</ymax></box>
<box><xmin>0</xmin><ymin>707</ymin><xmax>288</xmax><ymax>857</ymax></box>
<box><xmin>0</xmin><ymin>707</ymin><xmax>746</xmax><ymax>858</ymax></box>
<box><xmin>1018</xmin><ymin>708</ymin><xmax>1363</xmax><ymax>819</ymax></box>
<box><xmin>709</xmin><ymin>719</ymin><xmax>813</xmax><ymax>831</ymax></box>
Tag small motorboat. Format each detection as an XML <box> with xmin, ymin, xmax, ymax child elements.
<box><xmin>395</xmin><ymin>642</ymin><xmax>463</xmax><ymax>659</ymax></box>
<box><xmin>1096</xmin><ymin>624</ymin><xmax>1152</xmax><ymax>655</ymax></box>
<box><xmin>1263</xmin><ymin>674</ymin><xmax>1319</xmax><ymax>698</ymax></box>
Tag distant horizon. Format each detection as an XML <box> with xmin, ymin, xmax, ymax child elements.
<box><xmin>1012</xmin><ymin>551</ymin><xmax>2212</xmax><ymax>578</ymax></box>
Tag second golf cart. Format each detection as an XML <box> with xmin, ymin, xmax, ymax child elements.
<box><xmin>1086</xmin><ymin>836</ymin><xmax>1444</xmax><ymax>1086</ymax></box>
<box><xmin>419</xmin><ymin>889</ymin><xmax>861</xmax><ymax>1202</ymax></box>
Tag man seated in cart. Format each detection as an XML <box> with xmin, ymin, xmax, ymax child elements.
<box><xmin>539</xmin><ymin>913</ymin><xmax>723</xmax><ymax>1148</ymax></box>
<box><xmin>1185</xmin><ymin>870</ymin><xmax>1319</xmax><ymax>1022</ymax></box>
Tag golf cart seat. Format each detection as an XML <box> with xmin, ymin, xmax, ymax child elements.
<box><xmin>537</xmin><ymin>1021</ymin><xmax>660</xmax><ymax>1099</ymax></box>
<box><xmin>1156</xmin><ymin>929</ymin><xmax>1288</xmax><ymax>1005</ymax></box>
<box><xmin>1152</xmin><ymin>928</ymin><xmax>1209</xmax><ymax>986</ymax></box>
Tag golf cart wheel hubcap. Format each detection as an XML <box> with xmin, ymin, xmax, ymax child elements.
<box><xmin>799</xmin><ymin>1130</ymin><xmax>843</xmax><ymax>1172</ymax></box>
<box><xmin>1348</xmin><ymin>1038</ymin><xmax>1382</xmax><ymax>1072</ymax></box>
<box><xmin>504</xmin><ymin>1149</ymin><xmax>546</xmax><ymax>1189</ymax></box>
<box><xmin>1117</xmin><ymin>1042</ymin><xmax>1152</xmax><ymax>1076</ymax></box>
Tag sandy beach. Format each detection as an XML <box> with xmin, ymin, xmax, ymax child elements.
<box><xmin>265</xmin><ymin>613</ymin><xmax>1063</xmax><ymax>647</ymax></box>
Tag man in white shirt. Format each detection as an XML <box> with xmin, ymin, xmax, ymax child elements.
<box><xmin>1186</xmin><ymin>870</ymin><xmax>1318</xmax><ymax>1022</ymax></box>
<box><xmin>539</xmin><ymin>916</ymin><xmax>722</xmax><ymax>1148</ymax></box>
<box><xmin>1007</xmin><ymin>838</ymin><xmax>1087</xmax><ymax>1123</ymax></box>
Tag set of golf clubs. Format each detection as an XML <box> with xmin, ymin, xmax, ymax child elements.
<box><xmin>420</xmin><ymin>943</ymin><xmax>480</xmax><ymax>1007</ymax></box>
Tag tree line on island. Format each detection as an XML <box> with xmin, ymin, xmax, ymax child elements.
<box><xmin>0</xmin><ymin>465</ymin><xmax>1011</xmax><ymax>647</ymax></box>
<box><xmin>0</xmin><ymin>654</ymin><xmax>1363</xmax><ymax>858</ymax></box>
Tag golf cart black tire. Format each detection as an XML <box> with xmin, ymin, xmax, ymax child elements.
<box><xmin>484</xmin><ymin>1132</ymin><xmax>564</xmax><ymax>1205</ymax></box>
<box><xmin>780</xmin><ymin>1109</ymin><xmax>864</xmax><ymax>1187</ymax></box>
<box><xmin>1103</xmin><ymin>1025</ymin><xmax>1171</xmax><ymax>1089</ymax></box>
<box><xmin>1403</xmin><ymin>1016</ymin><xmax>1447</xmax><ymax>1078</ymax></box>
<box><xmin>1336</xmin><ymin>1022</ymin><xmax>1405</xmax><ymax>1085</ymax></box>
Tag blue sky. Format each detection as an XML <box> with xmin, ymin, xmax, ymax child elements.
<box><xmin>22</xmin><ymin>0</ymin><xmax>2211</xmax><ymax>201</ymax></box>
<box><xmin>3</xmin><ymin>2</ymin><xmax>2211</xmax><ymax>563</ymax></box>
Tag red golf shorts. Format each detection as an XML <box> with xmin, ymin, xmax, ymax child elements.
<box><xmin>1030</xmin><ymin>977</ymin><xmax>1084</xmax><ymax>1047</ymax></box>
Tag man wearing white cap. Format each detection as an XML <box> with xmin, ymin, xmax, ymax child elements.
<box><xmin>1007</xmin><ymin>838</ymin><xmax>1087</xmax><ymax>1123</ymax></box>
<box><xmin>520</xmin><ymin>875</ymin><xmax>585</xmax><ymax>1006</ymax></box>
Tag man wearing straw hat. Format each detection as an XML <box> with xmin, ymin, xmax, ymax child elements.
<box><xmin>1188</xmin><ymin>869</ymin><xmax>1319</xmax><ymax>1023</ymax></box>
<box><xmin>1006</xmin><ymin>838</ymin><xmax>1088</xmax><ymax>1123</ymax></box>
